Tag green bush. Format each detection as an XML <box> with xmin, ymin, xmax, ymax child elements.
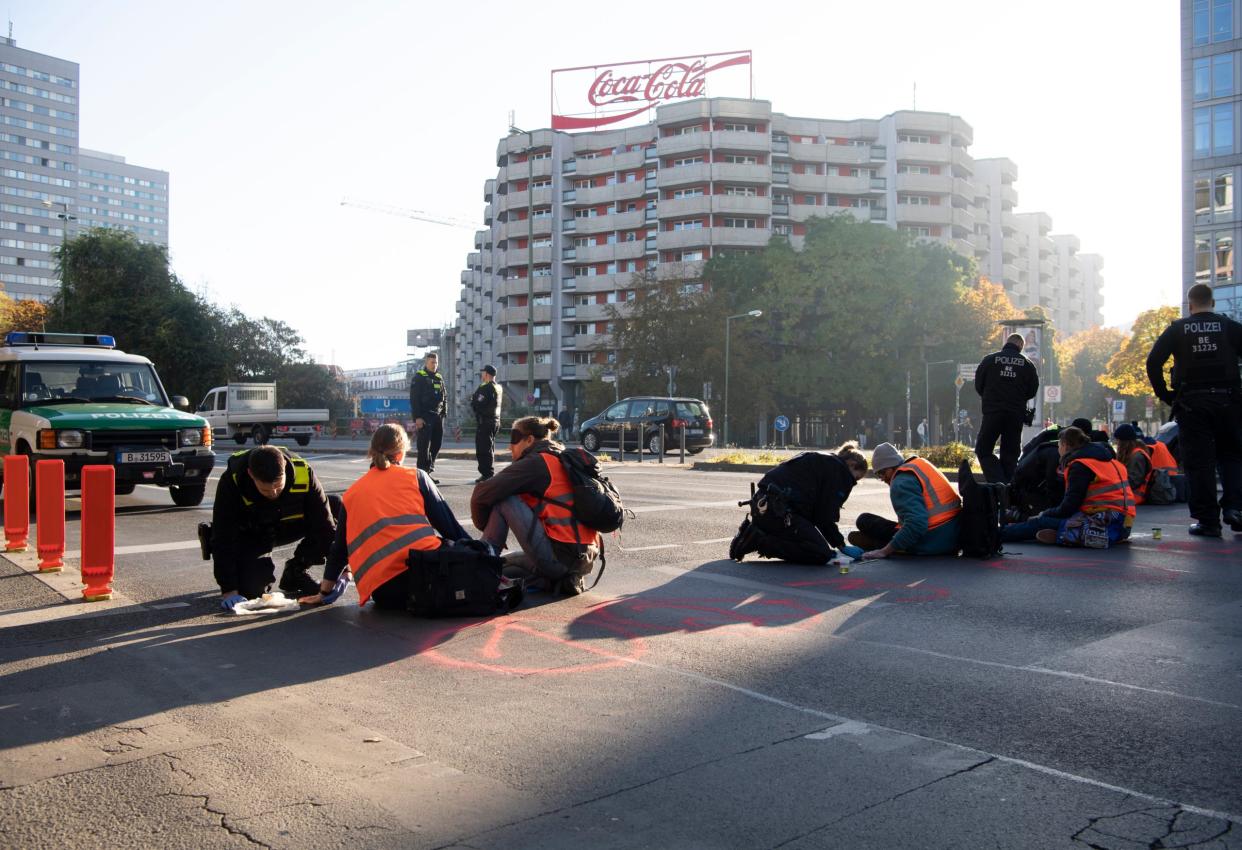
<box><xmin>914</xmin><ymin>442</ymin><xmax>978</xmax><ymax>471</ymax></box>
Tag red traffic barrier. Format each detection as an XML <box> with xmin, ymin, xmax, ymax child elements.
<box><xmin>36</xmin><ymin>459</ymin><xmax>65</xmax><ymax>572</ymax></box>
<box><xmin>4</xmin><ymin>454</ymin><xmax>30</xmax><ymax>552</ymax></box>
<box><xmin>80</xmin><ymin>465</ymin><xmax>115</xmax><ymax>602</ymax></box>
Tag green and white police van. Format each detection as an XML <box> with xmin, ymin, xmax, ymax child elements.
<box><xmin>0</xmin><ymin>332</ymin><xmax>215</xmax><ymax>506</ymax></box>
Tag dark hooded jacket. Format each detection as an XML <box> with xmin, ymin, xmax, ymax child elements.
<box><xmin>756</xmin><ymin>452</ymin><xmax>857</xmax><ymax>549</ymax></box>
<box><xmin>1042</xmin><ymin>441</ymin><xmax>1122</xmax><ymax>519</ymax></box>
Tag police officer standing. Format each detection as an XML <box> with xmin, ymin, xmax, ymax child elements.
<box><xmin>974</xmin><ymin>333</ymin><xmax>1040</xmax><ymax>483</ymax></box>
<box><xmin>471</xmin><ymin>364</ymin><xmax>503</xmax><ymax>483</ymax></box>
<box><xmin>1146</xmin><ymin>283</ymin><xmax>1242</xmax><ymax>536</ymax></box>
<box><xmin>409</xmin><ymin>351</ymin><xmax>446</xmax><ymax>482</ymax></box>
<box><xmin>209</xmin><ymin>445</ymin><xmax>338</xmax><ymax>610</ymax></box>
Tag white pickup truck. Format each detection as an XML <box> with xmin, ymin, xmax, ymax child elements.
<box><xmin>197</xmin><ymin>383</ymin><xmax>328</xmax><ymax>447</ymax></box>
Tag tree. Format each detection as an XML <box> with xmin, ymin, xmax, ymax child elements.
<box><xmin>276</xmin><ymin>362</ymin><xmax>352</xmax><ymax>419</ymax></box>
<box><xmin>0</xmin><ymin>291</ymin><xmax>50</xmax><ymax>331</ymax></box>
<box><xmin>1100</xmin><ymin>306</ymin><xmax>1179</xmax><ymax>400</ymax></box>
<box><xmin>1056</xmin><ymin>326</ymin><xmax>1125</xmax><ymax>421</ymax></box>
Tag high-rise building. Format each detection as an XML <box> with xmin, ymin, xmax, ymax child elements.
<box><xmin>455</xmin><ymin>98</ymin><xmax>1105</xmax><ymax>418</ymax></box>
<box><xmin>1183</xmin><ymin>0</ymin><xmax>1241</xmax><ymax>318</ymax></box>
<box><xmin>0</xmin><ymin>36</ymin><xmax>79</xmax><ymax>300</ymax></box>
<box><xmin>77</xmin><ymin>149</ymin><xmax>169</xmax><ymax>246</ymax></box>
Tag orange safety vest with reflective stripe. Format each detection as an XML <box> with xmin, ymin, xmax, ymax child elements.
<box><xmin>893</xmin><ymin>457</ymin><xmax>962</xmax><ymax>530</ymax></box>
<box><xmin>1063</xmin><ymin>457</ymin><xmax>1137</xmax><ymax>518</ymax></box>
<box><xmin>342</xmin><ymin>465</ymin><xmax>441</xmax><ymax>605</ymax></box>
<box><xmin>1150</xmin><ymin>440</ymin><xmax>1177</xmax><ymax>472</ymax></box>
<box><xmin>1129</xmin><ymin>442</ymin><xmax>1178</xmax><ymax>504</ymax></box>
<box><xmin>519</xmin><ymin>452</ymin><xmax>601</xmax><ymax>546</ymax></box>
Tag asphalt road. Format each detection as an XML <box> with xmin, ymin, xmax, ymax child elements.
<box><xmin>0</xmin><ymin>449</ymin><xmax>1239</xmax><ymax>849</ymax></box>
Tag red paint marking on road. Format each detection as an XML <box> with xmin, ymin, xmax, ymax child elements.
<box><xmin>590</xmin><ymin>596</ymin><xmax>825</xmax><ymax>636</ymax></box>
<box><xmin>784</xmin><ymin>576</ymin><xmax>952</xmax><ymax>604</ymax></box>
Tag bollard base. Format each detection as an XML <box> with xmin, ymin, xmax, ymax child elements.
<box><xmin>6</xmin><ymin>543</ymin><xmax>28</xmax><ymax>552</ymax></box>
<box><xmin>82</xmin><ymin>591</ymin><xmax>113</xmax><ymax>602</ymax></box>
<box><xmin>38</xmin><ymin>563</ymin><xmax>63</xmax><ymax>573</ymax></box>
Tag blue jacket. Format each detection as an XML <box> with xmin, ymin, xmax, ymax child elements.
<box><xmin>889</xmin><ymin>468</ymin><xmax>961</xmax><ymax>555</ymax></box>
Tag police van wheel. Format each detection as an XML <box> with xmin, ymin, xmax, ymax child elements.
<box><xmin>647</xmin><ymin>433</ymin><xmax>662</xmax><ymax>455</ymax></box>
<box><xmin>295</xmin><ymin>435</ymin><xmax>310</xmax><ymax>447</ymax></box>
<box><xmin>234</xmin><ymin>434</ymin><xmax>248</xmax><ymax>445</ymax></box>
<box><xmin>115</xmin><ymin>481</ymin><xmax>137</xmax><ymax>496</ymax></box>
<box><xmin>252</xmin><ymin>426</ymin><xmax>269</xmax><ymax>445</ymax></box>
<box><xmin>170</xmin><ymin>484</ymin><xmax>206</xmax><ymax>507</ymax></box>
<box><xmin>581</xmin><ymin>430</ymin><xmax>600</xmax><ymax>453</ymax></box>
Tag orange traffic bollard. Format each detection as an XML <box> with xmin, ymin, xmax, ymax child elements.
<box><xmin>36</xmin><ymin>459</ymin><xmax>65</xmax><ymax>572</ymax></box>
<box><xmin>4</xmin><ymin>454</ymin><xmax>30</xmax><ymax>552</ymax></box>
<box><xmin>80</xmin><ymin>465</ymin><xmax>115</xmax><ymax>602</ymax></box>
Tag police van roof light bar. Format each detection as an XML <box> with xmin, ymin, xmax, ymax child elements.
<box><xmin>3</xmin><ymin>332</ymin><xmax>116</xmax><ymax>349</ymax></box>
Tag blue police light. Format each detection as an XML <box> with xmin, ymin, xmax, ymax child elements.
<box><xmin>4</xmin><ymin>331</ymin><xmax>31</xmax><ymax>345</ymax></box>
<box><xmin>3</xmin><ymin>331</ymin><xmax>118</xmax><ymax>348</ymax></box>
<box><xmin>96</xmin><ymin>335</ymin><xmax>116</xmax><ymax>348</ymax></box>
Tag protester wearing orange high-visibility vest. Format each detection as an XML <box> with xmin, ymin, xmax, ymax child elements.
<box><xmin>471</xmin><ymin>416</ymin><xmax>601</xmax><ymax>596</ymax></box>
<box><xmin>300</xmin><ymin>424</ymin><xmax>472</xmax><ymax>609</ymax></box>
<box><xmin>1114</xmin><ymin>424</ymin><xmax>1179</xmax><ymax>505</ymax></box>
<box><xmin>1001</xmin><ymin>426</ymin><xmax>1136</xmax><ymax>548</ymax></box>
<box><xmin>851</xmin><ymin>443</ymin><xmax>962</xmax><ymax>560</ymax></box>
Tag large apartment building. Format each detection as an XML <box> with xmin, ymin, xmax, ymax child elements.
<box><xmin>454</xmin><ymin>98</ymin><xmax>1104</xmax><ymax>418</ymax></box>
<box><xmin>1</xmin><ymin>37</ymin><xmax>168</xmax><ymax>302</ymax></box>
<box><xmin>1182</xmin><ymin>0</ymin><xmax>1241</xmax><ymax>318</ymax></box>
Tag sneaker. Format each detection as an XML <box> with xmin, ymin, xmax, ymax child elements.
<box><xmin>474</xmin><ymin>475</ymin><xmax>493</xmax><ymax>483</ymax></box>
<box><xmin>558</xmin><ymin>573</ymin><xmax>585</xmax><ymax>596</ymax></box>
<box><xmin>278</xmin><ymin>563</ymin><xmax>320</xmax><ymax>597</ymax></box>
<box><xmin>1223</xmin><ymin>510</ymin><xmax>1242</xmax><ymax>533</ymax></box>
<box><xmin>1189</xmin><ymin>522</ymin><xmax>1223</xmax><ymax>538</ymax></box>
<box><xmin>1035</xmin><ymin>529</ymin><xmax>1059</xmax><ymax>545</ymax></box>
<box><xmin>847</xmin><ymin>530</ymin><xmax>883</xmax><ymax>551</ymax></box>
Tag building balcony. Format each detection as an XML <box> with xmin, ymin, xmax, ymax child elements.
<box><xmin>573</xmin><ymin>209</ymin><xmax>645</xmax><ymax>235</ymax></box>
<box><xmin>712</xmin><ymin>130</ymin><xmax>771</xmax><ymax>152</ymax></box>
<box><xmin>711</xmin><ymin>226</ymin><xmax>773</xmax><ymax>248</ymax></box>
<box><xmin>655</xmin><ymin>259</ymin><xmax>706</xmax><ymax>280</ymax></box>
<box><xmin>951</xmin><ymin>207</ymin><xmax>976</xmax><ymax>234</ymax></box>
<box><xmin>711</xmin><ymin>194</ymin><xmax>771</xmax><ymax>215</ymax></box>
<box><xmin>951</xmin><ymin>146</ymin><xmax>974</xmax><ymax>175</ymax></box>
<box><xmin>656</xmin><ymin>162</ymin><xmax>712</xmax><ymax>188</ymax></box>
<box><xmin>496</xmin><ymin>304</ymin><xmax>553</xmax><ymax>326</ymax></box>
<box><xmin>571</xmin><ymin>180</ymin><xmax>646</xmax><ymax>206</ymax></box>
<box><xmin>660</xmin><ymin>195</ymin><xmax>713</xmax><ymax>218</ymax></box>
<box><xmin>711</xmin><ymin>162</ymin><xmax>771</xmax><ymax>183</ymax></box>
<box><xmin>1002</xmin><ymin>263</ymin><xmax>1021</xmax><ymax>284</ymax></box>
<box><xmin>999</xmin><ymin>183</ymin><xmax>1018</xmax><ymax>208</ymax></box>
<box><xmin>658</xmin><ymin>130</ymin><xmax>711</xmax><ymax>158</ymax></box>
<box><xmin>573</xmin><ymin>241</ymin><xmax>645</xmax><ymax>263</ymax></box>
<box><xmin>502</xmin><ymin>245</ymin><xmax>553</xmax><ymax>267</ymax></box>
<box><xmin>499</xmin><ymin>156</ymin><xmax>554</xmax><ymax>183</ymax></box>
<box><xmin>895</xmin><ymin>141</ymin><xmax>951</xmax><ymax>164</ymax></box>
<box><xmin>569</xmin><ymin>272</ymin><xmax>632</xmax><ymax>292</ymax></box>
<box><xmin>1001</xmin><ymin>211</ymin><xmax>1019</xmax><ymax>234</ymax></box>
<box><xmin>657</xmin><ymin>228</ymin><xmax>712</xmax><ymax>251</ymax></box>
<box><xmin>497</xmin><ymin>276</ymin><xmax>552</xmax><ymax>298</ymax></box>
<box><xmin>557</xmin><ymin>364</ymin><xmax>597</xmax><ymax>381</ymax></box>
<box><xmin>573</xmin><ymin>149</ymin><xmax>646</xmax><ymax>177</ymax></box>
<box><xmin>896</xmin><ymin>173</ymin><xmax>952</xmax><ymax>194</ymax></box>
<box><xmin>484</xmin><ymin>179</ymin><xmax>496</xmax><ymax>203</ymax></box>
<box><xmin>895</xmin><ymin>203</ymin><xmax>952</xmax><ymax>225</ymax></box>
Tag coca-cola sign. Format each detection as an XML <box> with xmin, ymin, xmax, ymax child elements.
<box><xmin>552</xmin><ymin>51</ymin><xmax>752</xmax><ymax>132</ymax></box>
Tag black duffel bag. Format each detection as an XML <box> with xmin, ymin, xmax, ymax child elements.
<box><xmin>405</xmin><ymin>539</ymin><xmax>524</xmax><ymax>618</ymax></box>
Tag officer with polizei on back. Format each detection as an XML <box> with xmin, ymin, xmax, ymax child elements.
<box><xmin>409</xmin><ymin>351</ymin><xmax>446</xmax><ymax>483</ymax></box>
<box><xmin>974</xmin><ymin>333</ymin><xmax>1040</xmax><ymax>484</ymax></box>
<box><xmin>205</xmin><ymin>445</ymin><xmax>340</xmax><ymax>610</ymax></box>
<box><xmin>1145</xmin><ymin>282</ymin><xmax>1242</xmax><ymax>536</ymax></box>
<box><xmin>471</xmin><ymin>364</ymin><xmax>503</xmax><ymax>483</ymax></box>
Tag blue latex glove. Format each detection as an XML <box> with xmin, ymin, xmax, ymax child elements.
<box><xmin>319</xmin><ymin>572</ymin><xmax>350</xmax><ymax>605</ymax></box>
<box><xmin>220</xmin><ymin>593</ymin><xmax>246</xmax><ymax>611</ymax></box>
<box><xmin>840</xmin><ymin>544</ymin><xmax>865</xmax><ymax>561</ymax></box>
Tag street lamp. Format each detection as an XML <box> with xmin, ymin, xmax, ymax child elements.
<box><xmin>509</xmin><ymin>125</ymin><xmax>536</xmax><ymax>407</ymax></box>
<box><xmin>723</xmin><ymin>309</ymin><xmax>763</xmax><ymax>447</ymax></box>
<box><xmin>924</xmin><ymin>359</ymin><xmax>954</xmax><ymax>446</ymax></box>
<box><xmin>43</xmin><ymin>200</ymin><xmax>77</xmax><ymax>317</ymax></box>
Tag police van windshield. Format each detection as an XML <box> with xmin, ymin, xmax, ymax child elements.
<box><xmin>19</xmin><ymin>361</ymin><xmax>167</xmax><ymax>406</ymax></box>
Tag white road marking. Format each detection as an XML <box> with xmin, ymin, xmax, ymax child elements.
<box><xmin>114</xmin><ymin>541</ymin><xmax>200</xmax><ymax>555</ymax></box>
<box><xmin>691</xmin><ymin>537</ymin><xmax>735</xmax><ymax>545</ymax></box>
<box><xmin>630</xmin><ymin>499</ymin><xmax>741</xmax><ymax>514</ymax></box>
<box><xmin>149</xmin><ymin>601</ymin><xmax>190</xmax><ymax>610</ymax></box>
<box><xmin>620</xmin><ymin>544</ymin><xmax>680</xmax><ymax>552</ymax></box>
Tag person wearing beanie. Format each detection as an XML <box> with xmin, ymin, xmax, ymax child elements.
<box><xmin>848</xmin><ymin>443</ymin><xmax>962</xmax><ymax>559</ymax></box>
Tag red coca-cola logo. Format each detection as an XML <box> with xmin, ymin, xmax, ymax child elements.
<box><xmin>553</xmin><ymin>52</ymin><xmax>751</xmax><ymax>131</ymax></box>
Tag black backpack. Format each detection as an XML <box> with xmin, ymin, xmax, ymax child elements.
<box><xmin>955</xmin><ymin>460</ymin><xmax>1006</xmax><ymax>559</ymax></box>
<box><xmin>555</xmin><ymin>447</ymin><xmax>626</xmax><ymax>534</ymax></box>
<box><xmin>405</xmin><ymin>540</ymin><xmax>524</xmax><ymax>618</ymax></box>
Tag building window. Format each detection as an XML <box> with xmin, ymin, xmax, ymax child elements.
<box><xmin>723</xmin><ymin>185</ymin><xmax>757</xmax><ymax>196</ymax></box>
<box><xmin>672</xmin><ymin>219</ymin><xmax>703</xmax><ymax>230</ymax></box>
<box><xmin>897</xmin><ymin>164</ymin><xmax>932</xmax><ymax>174</ymax></box>
<box><xmin>671</xmin><ymin>187</ymin><xmax>704</xmax><ymax>198</ymax></box>
<box><xmin>1196</xmin><ymin>107</ymin><xmax>1213</xmax><ymax>157</ymax></box>
<box><xmin>678</xmin><ymin>250</ymin><xmax>704</xmax><ymax>261</ymax></box>
<box><xmin>1196</xmin><ymin>0</ymin><xmax>1211</xmax><ymax>44</ymax></box>
<box><xmin>1215</xmin><ymin>103</ymin><xmax>1235</xmax><ymax>154</ymax></box>
<box><xmin>720</xmin><ymin>122</ymin><xmax>758</xmax><ymax>132</ymax></box>
<box><xmin>1215</xmin><ymin>53</ymin><xmax>1235</xmax><ymax>97</ymax></box>
<box><xmin>1217</xmin><ymin>232</ymin><xmax>1234</xmax><ymax>281</ymax></box>
<box><xmin>671</xmin><ymin>156</ymin><xmax>703</xmax><ymax>167</ymax></box>
<box><xmin>1216</xmin><ymin>171</ymin><xmax>1234</xmax><ymax>218</ymax></box>
<box><xmin>898</xmin><ymin>133</ymin><xmax>932</xmax><ymax>144</ymax></box>
<box><xmin>903</xmin><ymin>226</ymin><xmax>932</xmax><ymax>237</ymax></box>
<box><xmin>898</xmin><ymin>194</ymin><xmax>931</xmax><ymax>205</ymax></box>
<box><xmin>1214</xmin><ymin>0</ymin><xmax>1234</xmax><ymax>41</ymax></box>
<box><xmin>533</xmin><ymin>323</ymin><xmax>552</xmax><ymax>336</ymax></box>
<box><xmin>722</xmin><ymin>154</ymin><xmax>758</xmax><ymax>165</ymax></box>
<box><xmin>721</xmin><ymin>217</ymin><xmax>758</xmax><ymax>228</ymax></box>
<box><xmin>1196</xmin><ymin>174</ymin><xmax>1212</xmax><ymax>221</ymax></box>
<box><xmin>1196</xmin><ymin>233</ymin><xmax>1213</xmax><ymax>283</ymax></box>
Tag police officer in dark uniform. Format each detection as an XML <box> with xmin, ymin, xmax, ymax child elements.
<box><xmin>207</xmin><ymin>445</ymin><xmax>339</xmax><ymax>610</ymax></box>
<box><xmin>1146</xmin><ymin>283</ymin><xmax>1242</xmax><ymax>536</ymax></box>
<box><xmin>974</xmin><ymin>333</ymin><xmax>1040</xmax><ymax>483</ymax></box>
<box><xmin>409</xmin><ymin>351</ymin><xmax>446</xmax><ymax>481</ymax></box>
<box><xmin>471</xmin><ymin>364</ymin><xmax>503</xmax><ymax>483</ymax></box>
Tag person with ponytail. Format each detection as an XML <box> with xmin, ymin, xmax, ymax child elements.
<box><xmin>300</xmin><ymin>424</ymin><xmax>472</xmax><ymax>608</ymax></box>
<box><xmin>470</xmin><ymin>415</ymin><xmax>601</xmax><ymax>596</ymax></box>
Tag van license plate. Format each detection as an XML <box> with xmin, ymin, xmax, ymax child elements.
<box><xmin>118</xmin><ymin>450</ymin><xmax>171</xmax><ymax>465</ymax></box>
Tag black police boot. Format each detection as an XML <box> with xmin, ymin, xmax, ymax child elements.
<box><xmin>278</xmin><ymin>559</ymin><xmax>320</xmax><ymax>597</ymax></box>
<box><xmin>1223</xmin><ymin>509</ymin><xmax>1242</xmax><ymax>533</ymax></box>
<box><xmin>729</xmin><ymin>517</ymin><xmax>762</xmax><ymax>561</ymax></box>
<box><xmin>847</xmin><ymin>530</ymin><xmax>883</xmax><ymax>551</ymax></box>
<box><xmin>1189</xmin><ymin>522</ymin><xmax>1223</xmax><ymax>538</ymax></box>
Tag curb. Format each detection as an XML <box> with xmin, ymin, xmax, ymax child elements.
<box><xmin>692</xmin><ymin>462</ymin><xmax>965</xmax><ymax>481</ymax></box>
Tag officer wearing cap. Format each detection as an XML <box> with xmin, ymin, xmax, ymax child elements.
<box><xmin>471</xmin><ymin>364</ymin><xmax>503</xmax><ymax>483</ymax></box>
<box><xmin>409</xmin><ymin>351</ymin><xmax>446</xmax><ymax>482</ymax></box>
<box><xmin>1146</xmin><ymin>282</ymin><xmax>1242</xmax><ymax>536</ymax></box>
<box><xmin>974</xmin><ymin>333</ymin><xmax>1040</xmax><ymax>484</ymax></box>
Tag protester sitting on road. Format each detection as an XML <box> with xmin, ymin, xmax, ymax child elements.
<box><xmin>471</xmin><ymin>416</ymin><xmax>601</xmax><ymax>596</ymax></box>
<box><xmin>1001</xmin><ymin>426</ymin><xmax>1135</xmax><ymax>548</ymax></box>
<box><xmin>210</xmin><ymin>445</ymin><xmax>339</xmax><ymax>611</ymax></box>
<box><xmin>1010</xmin><ymin>417</ymin><xmax>1110</xmax><ymax>518</ymax></box>
<box><xmin>729</xmin><ymin>443</ymin><xmax>868</xmax><ymax>564</ymax></box>
<box><xmin>1114</xmin><ymin>423</ymin><xmax>1178</xmax><ymax>505</ymax></box>
<box><xmin>300</xmin><ymin>424</ymin><xmax>472</xmax><ymax>609</ymax></box>
<box><xmin>849</xmin><ymin>443</ymin><xmax>962</xmax><ymax>560</ymax></box>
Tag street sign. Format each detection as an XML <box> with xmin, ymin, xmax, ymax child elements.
<box><xmin>954</xmin><ymin>375</ymin><xmax>965</xmax><ymax>389</ymax></box>
<box><xmin>703</xmin><ymin>381</ymin><xmax>712</xmax><ymax>400</ymax></box>
<box><xmin>1145</xmin><ymin>399</ymin><xmax>1154</xmax><ymax>419</ymax></box>
<box><xmin>774</xmin><ymin>415</ymin><xmax>790</xmax><ymax>433</ymax></box>
<box><xmin>957</xmin><ymin>363</ymin><xmax>974</xmax><ymax>380</ymax></box>
<box><xmin>1044</xmin><ymin>385</ymin><xmax>1062</xmax><ymax>404</ymax></box>
<box><xmin>1111</xmin><ymin>399</ymin><xmax>1126</xmax><ymax>421</ymax></box>
<box><xmin>601</xmin><ymin>375</ymin><xmax>616</xmax><ymax>383</ymax></box>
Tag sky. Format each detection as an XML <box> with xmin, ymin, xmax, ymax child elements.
<box><xmin>12</xmin><ymin>0</ymin><xmax>1179</xmax><ymax>369</ymax></box>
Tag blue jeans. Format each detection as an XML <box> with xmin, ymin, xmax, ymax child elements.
<box><xmin>1001</xmin><ymin>514</ymin><xmax>1062</xmax><ymax>543</ymax></box>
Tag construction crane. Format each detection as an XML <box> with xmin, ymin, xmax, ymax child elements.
<box><xmin>339</xmin><ymin>198</ymin><xmax>479</xmax><ymax>230</ymax></box>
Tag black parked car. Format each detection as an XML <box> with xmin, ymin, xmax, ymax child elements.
<box><xmin>578</xmin><ymin>396</ymin><xmax>714</xmax><ymax>455</ymax></box>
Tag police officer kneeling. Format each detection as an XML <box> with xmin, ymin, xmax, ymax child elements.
<box><xmin>729</xmin><ymin>443</ymin><xmax>869</xmax><ymax>564</ymax></box>
<box><xmin>210</xmin><ymin>445</ymin><xmax>339</xmax><ymax>611</ymax></box>
<box><xmin>1146</xmin><ymin>283</ymin><xmax>1242</xmax><ymax>536</ymax></box>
